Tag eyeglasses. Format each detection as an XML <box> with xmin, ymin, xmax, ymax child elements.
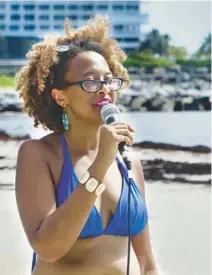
<box><xmin>64</xmin><ymin>78</ymin><xmax>125</xmax><ymax>93</ymax></box>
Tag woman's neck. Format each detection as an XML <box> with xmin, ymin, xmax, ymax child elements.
<box><xmin>64</xmin><ymin>120</ymin><xmax>101</xmax><ymax>156</ymax></box>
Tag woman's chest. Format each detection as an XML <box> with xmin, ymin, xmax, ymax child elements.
<box><xmin>50</xmin><ymin>155</ymin><xmax>124</xmax><ymax>215</ymax></box>
<box><xmin>95</xmin><ymin>162</ymin><xmax>123</xmax><ymax>214</ymax></box>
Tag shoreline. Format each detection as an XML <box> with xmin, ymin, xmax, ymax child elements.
<box><xmin>0</xmin><ymin>138</ymin><xmax>211</xmax><ymax>188</ymax></box>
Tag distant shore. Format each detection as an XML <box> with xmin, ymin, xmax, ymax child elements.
<box><xmin>0</xmin><ymin>133</ymin><xmax>211</xmax><ymax>187</ymax></box>
<box><xmin>0</xmin><ymin>68</ymin><xmax>211</xmax><ymax>113</ymax></box>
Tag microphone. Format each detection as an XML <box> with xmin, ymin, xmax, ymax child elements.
<box><xmin>100</xmin><ymin>103</ymin><xmax>132</xmax><ymax>171</ymax></box>
<box><xmin>101</xmin><ymin>103</ymin><xmax>133</xmax><ymax>275</ymax></box>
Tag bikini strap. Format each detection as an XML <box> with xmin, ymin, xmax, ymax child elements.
<box><xmin>61</xmin><ymin>133</ymin><xmax>72</xmax><ymax>164</ymax></box>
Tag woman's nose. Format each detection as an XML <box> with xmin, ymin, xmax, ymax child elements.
<box><xmin>97</xmin><ymin>82</ymin><xmax>110</xmax><ymax>95</ymax></box>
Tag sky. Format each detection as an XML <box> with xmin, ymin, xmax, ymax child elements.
<box><xmin>145</xmin><ymin>0</ymin><xmax>211</xmax><ymax>55</ymax></box>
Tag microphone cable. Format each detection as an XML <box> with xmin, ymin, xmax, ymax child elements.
<box><xmin>100</xmin><ymin>103</ymin><xmax>132</xmax><ymax>275</ymax></box>
<box><xmin>119</xmin><ymin>144</ymin><xmax>132</xmax><ymax>275</ymax></box>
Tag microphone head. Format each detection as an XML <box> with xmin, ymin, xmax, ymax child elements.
<box><xmin>100</xmin><ymin>103</ymin><xmax>120</xmax><ymax>123</ymax></box>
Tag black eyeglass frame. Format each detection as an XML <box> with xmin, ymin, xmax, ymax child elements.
<box><xmin>64</xmin><ymin>77</ymin><xmax>125</xmax><ymax>93</ymax></box>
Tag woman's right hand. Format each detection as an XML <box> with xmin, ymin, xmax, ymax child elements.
<box><xmin>96</xmin><ymin>121</ymin><xmax>135</xmax><ymax>167</ymax></box>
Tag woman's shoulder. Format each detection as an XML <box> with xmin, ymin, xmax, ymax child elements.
<box><xmin>18</xmin><ymin>132</ymin><xmax>62</xmax><ymax>162</ymax></box>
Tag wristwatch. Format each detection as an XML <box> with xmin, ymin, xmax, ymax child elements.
<box><xmin>95</xmin><ymin>182</ymin><xmax>106</xmax><ymax>196</ymax></box>
<box><xmin>78</xmin><ymin>171</ymin><xmax>90</xmax><ymax>184</ymax></box>
<box><xmin>78</xmin><ymin>171</ymin><xmax>106</xmax><ymax>196</ymax></box>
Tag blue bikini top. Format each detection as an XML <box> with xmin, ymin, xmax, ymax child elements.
<box><xmin>31</xmin><ymin>133</ymin><xmax>148</xmax><ymax>272</ymax></box>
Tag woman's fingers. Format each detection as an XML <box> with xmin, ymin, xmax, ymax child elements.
<box><xmin>115</xmin><ymin>129</ymin><xmax>134</xmax><ymax>143</ymax></box>
<box><xmin>116</xmin><ymin>135</ymin><xmax>133</xmax><ymax>146</ymax></box>
<box><xmin>111</xmin><ymin>122</ymin><xmax>135</xmax><ymax>132</ymax></box>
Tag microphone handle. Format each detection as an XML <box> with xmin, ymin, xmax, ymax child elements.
<box><xmin>118</xmin><ymin>141</ymin><xmax>132</xmax><ymax>170</ymax></box>
<box><xmin>105</xmin><ymin>115</ymin><xmax>132</xmax><ymax>170</ymax></box>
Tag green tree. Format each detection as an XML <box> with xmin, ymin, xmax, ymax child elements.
<box><xmin>168</xmin><ymin>46</ymin><xmax>188</xmax><ymax>59</ymax></box>
<box><xmin>138</xmin><ymin>29</ymin><xmax>171</xmax><ymax>56</ymax></box>
<box><xmin>194</xmin><ymin>33</ymin><xmax>211</xmax><ymax>58</ymax></box>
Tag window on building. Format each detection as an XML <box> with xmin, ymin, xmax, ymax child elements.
<box><xmin>68</xmin><ymin>5</ymin><xmax>78</xmax><ymax>10</ymax></box>
<box><xmin>68</xmin><ymin>15</ymin><xmax>77</xmax><ymax>21</ymax></box>
<box><xmin>128</xmin><ymin>25</ymin><xmax>138</xmax><ymax>31</ymax></box>
<box><xmin>97</xmin><ymin>4</ymin><xmax>108</xmax><ymax>10</ymax></box>
<box><xmin>54</xmin><ymin>15</ymin><xmax>65</xmax><ymax>21</ymax></box>
<box><xmin>9</xmin><ymin>25</ymin><xmax>20</xmax><ymax>31</ymax></box>
<box><xmin>0</xmin><ymin>14</ymin><xmax>5</xmax><ymax>20</ymax></box>
<box><xmin>114</xmin><ymin>25</ymin><xmax>124</xmax><ymax>31</ymax></box>
<box><xmin>113</xmin><ymin>4</ymin><xmax>124</xmax><ymax>11</ymax></box>
<box><xmin>54</xmin><ymin>25</ymin><xmax>63</xmax><ymax>30</ymax></box>
<box><xmin>24</xmin><ymin>14</ymin><xmax>35</xmax><ymax>21</ymax></box>
<box><xmin>53</xmin><ymin>5</ymin><xmax>65</xmax><ymax>11</ymax></box>
<box><xmin>24</xmin><ymin>4</ymin><xmax>35</xmax><ymax>11</ymax></box>
<box><xmin>24</xmin><ymin>25</ymin><xmax>35</xmax><ymax>31</ymax></box>
<box><xmin>11</xmin><ymin>4</ymin><xmax>20</xmax><ymax>11</ymax></box>
<box><xmin>81</xmin><ymin>15</ymin><xmax>90</xmax><ymax>20</ymax></box>
<box><xmin>124</xmin><ymin>48</ymin><xmax>135</xmax><ymax>54</ymax></box>
<box><xmin>82</xmin><ymin>5</ymin><xmax>93</xmax><ymax>11</ymax></box>
<box><xmin>39</xmin><ymin>15</ymin><xmax>49</xmax><ymax>20</ymax></box>
<box><xmin>0</xmin><ymin>24</ymin><xmax>5</xmax><ymax>30</ymax></box>
<box><xmin>11</xmin><ymin>14</ymin><xmax>21</xmax><ymax>21</ymax></box>
<box><xmin>123</xmin><ymin>38</ymin><xmax>139</xmax><ymax>42</ymax></box>
<box><xmin>126</xmin><ymin>4</ymin><xmax>139</xmax><ymax>11</ymax></box>
<box><xmin>39</xmin><ymin>5</ymin><xmax>49</xmax><ymax>11</ymax></box>
<box><xmin>40</xmin><ymin>25</ymin><xmax>49</xmax><ymax>30</ymax></box>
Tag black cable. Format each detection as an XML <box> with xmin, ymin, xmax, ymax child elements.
<box><xmin>123</xmin><ymin>157</ymin><xmax>132</xmax><ymax>275</ymax></box>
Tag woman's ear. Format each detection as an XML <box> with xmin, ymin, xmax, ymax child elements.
<box><xmin>51</xmin><ymin>89</ymin><xmax>67</xmax><ymax>107</ymax></box>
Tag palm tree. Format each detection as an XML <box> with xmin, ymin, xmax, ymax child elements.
<box><xmin>139</xmin><ymin>29</ymin><xmax>171</xmax><ymax>56</ymax></box>
<box><xmin>194</xmin><ymin>33</ymin><xmax>211</xmax><ymax>58</ymax></box>
<box><xmin>199</xmin><ymin>33</ymin><xmax>211</xmax><ymax>56</ymax></box>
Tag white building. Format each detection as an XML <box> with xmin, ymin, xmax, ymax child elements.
<box><xmin>0</xmin><ymin>1</ymin><xmax>148</xmax><ymax>56</ymax></box>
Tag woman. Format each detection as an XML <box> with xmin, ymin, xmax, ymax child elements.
<box><xmin>15</xmin><ymin>16</ymin><xmax>159</xmax><ymax>275</ymax></box>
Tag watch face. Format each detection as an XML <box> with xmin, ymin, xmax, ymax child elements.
<box><xmin>95</xmin><ymin>183</ymin><xmax>106</xmax><ymax>196</ymax></box>
<box><xmin>85</xmin><ymin>178</ymin><xmax>99</xmax><ymax>192</ymax></box>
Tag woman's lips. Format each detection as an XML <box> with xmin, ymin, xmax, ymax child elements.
<box><xmin>94</xmin><ymin>99</ymin><xmax>111</xmax><ymax>110</ymax></box>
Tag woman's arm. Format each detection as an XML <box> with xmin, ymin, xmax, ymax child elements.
<box><xmin>131</xmin><ymin>155</ymin><xmax>159</xmax><ymax>275</ymax></box>
<box><xmin>15</xmin><ymin>139</ymin><xmax>109</xmax><ymax>263</ymax></box>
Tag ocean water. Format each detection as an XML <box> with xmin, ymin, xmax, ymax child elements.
<box><xmin>0</xmin><ymin>111</ymin><xmax>211</xmax><ymax>147</ymax></box>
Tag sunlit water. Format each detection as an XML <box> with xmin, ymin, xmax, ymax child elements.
<box><xmin>0</xmin><ymin>111</ymin><xmax>211</xmax><ymax>147</ymax></box>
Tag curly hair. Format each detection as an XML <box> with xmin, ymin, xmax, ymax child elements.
<box><xmin>15</xmin><ymin>15</ymin><xmax>130</xmax><ymax>132</ymax></box>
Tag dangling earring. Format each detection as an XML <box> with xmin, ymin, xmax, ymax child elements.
<box><xmin>62</xmin><ymin>108</ymin><xmax>69</xmax><ymax>130</ymax></box>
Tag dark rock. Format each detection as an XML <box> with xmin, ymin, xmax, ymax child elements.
<box><xmin>0</xmin><ymin>183</ymin><xmax>14</xmax><ymax>191</ymax></box>
<box><xmin>0</xmin><ymin>130</ymin><xmax>30</xmax><ymax>141</ymax></box>
<box><xmin>0</xmin><ymin>105</ymin><xmax>22</xmax><ymax>112</ymax></box>
<box><xmin>174</xmin><ymin>101</ymin><xmax>183</xmax><ymax>111</ymax></box>
<box><xmin>142</xmin><ymin>159</ymin><xmax>211</xmax><ymax>175</ymax></box>
<box><xmin>0</xmin><ymin>166</ymin><xmax>16</xmax><ymax>170</ymax></box>
<box><xmin>141</xmin><ymin>159</ymin><xmax>211</xmax><ymax>184</ymax></box>
<box><xmin>133</xmin><ymin>141</ymin><xmax>211</xmax><ymax>153</ymax></box>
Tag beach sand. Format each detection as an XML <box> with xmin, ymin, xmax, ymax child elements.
<box><xmin>0</xmin><ymin>182</ymin><xmax>210</xmax><ymax>275</ymax></box>
<box><xmin>0</xmin><ymin>141</ymin><xmax>211</xmax><ymax>275</ymax></box>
